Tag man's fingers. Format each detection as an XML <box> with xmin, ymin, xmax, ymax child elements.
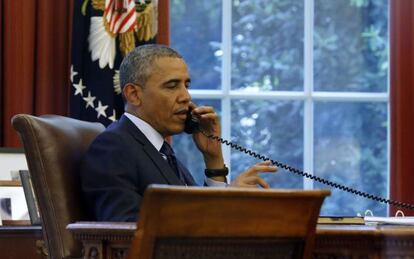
<box><xmin>256</xmin><ymin>160</ymin><xmax>275</xmax><ymax>166</ymax></box>
<box><xmin>257</xmin><ymin>161</ymin><xmax>270</xmax><ymax>165</ymax></box>
<box><xmin>233</xmin><ymin>175</ymin><xmax>270</xmax><ymax>189</ymax></box>
<box><xmin>247</xmin><ymin>175</ymin><xmax>270</xmax><ymax>189</ymax></box>
<box><xmin>231</xmin><ymin>161</ymin><xmax>276</xmax><ymax>189</ymax></box>
<box><xmin>199</xmin><ymin>113</ymin><xmax>219</xmax><ymax>121</ymax></box>
<box><xmin>255</xmin><ymin>176</ymin><xmax>270</xmax><ymax>189</ymax></box>
<box><xmin>235</xmin><ymin>183</ymin><xmax>258</xmax><ymax>188</ymax></box>
<box><xmin>194</xmin><ymin>107</ymin><xmax>219</xmax><ymax>123</ymax></box>
<box><xmin>193</xmin><ymin>106</ymin><xmax>214</xmax><ymax>114</ymax></box>
<box><xmin>244</xmin><ymin>164</ymin><xmax>278</xmax><ymax>176</ymax></box>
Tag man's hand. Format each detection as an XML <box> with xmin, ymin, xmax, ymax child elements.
<box><xmin>191</xmin><ymin>105</ymin><xmax>224</xmax><ymax>169</ymax></box>
<box><xmin>230</xmin><ymin>161</ymin><xmax>278</xmax><ymax>188</ymax></box>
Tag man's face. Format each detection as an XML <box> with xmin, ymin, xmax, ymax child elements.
<box><xmin>137</xmin><ymin>57</ymin><xmax>191</xmax><ymax>137</ymax></box>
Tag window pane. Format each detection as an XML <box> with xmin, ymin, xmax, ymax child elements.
<box><xmin>314</xmin><ymin>0</ymin><xmax>388</xmax><ymax>92</ymax></box>
<box><xmin>173</xmin><ymin>100</ymin><xmax>221</xmax><ymax>185</ymax></box>
<box><xmin>231</xmin><ymin>100</ymin><xmax>303</xmax><ymax>188</ymax></box>
<box><xmin>170</xmin><ymin>0</ymin><xmax>222</xmax><ymax>90</ymax></box>
<box><xmin>231</xmin><ymin>0</ymin><xmax>304</xmax><ymax>91</ymax></box>
<box><xmin>314</xmin><ymin>102</ymin><xmax>388</xmax><ymax>216</ymax></box>
<box><xmin>170</xmin><ymin>0</ymin><xmax>390</xmax><ymax>217</ymax></box>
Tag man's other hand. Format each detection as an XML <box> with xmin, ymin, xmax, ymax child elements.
<box><xmin>230</xmin><ymin>161</ymin><xmax>278</xmax><ymax>188</ymax></box>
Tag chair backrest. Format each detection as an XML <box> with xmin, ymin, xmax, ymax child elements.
<box><xmin>129</xmin><ymin>185</ymin><xmax>330</xmax><ymax>259</ymax></box>
<box><xmin>12</xmin><ymin>114</ymin><xmax>105</xmax><ymax>259</ymax></box>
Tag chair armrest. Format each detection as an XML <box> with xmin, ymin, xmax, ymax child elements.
<box><xmin>67</xmin><ymin>221</ymin><xmax>136</xmax><ymax>241</ymax></box>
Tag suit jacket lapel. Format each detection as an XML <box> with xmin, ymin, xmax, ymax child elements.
<box><xmin>177</xmin><ymin>160</ymin><xmax>197</xmax><ymax>186</ymax></box>
<box><xmin>119</xmin><ymin>115</ymin><xmax>185</xmax><ymax>186</ymax></box>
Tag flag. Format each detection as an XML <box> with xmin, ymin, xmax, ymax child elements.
<box><xmin>70</xmin><ymin>0</ymin><xmax>158</xmax><ymax>126</ymax></box>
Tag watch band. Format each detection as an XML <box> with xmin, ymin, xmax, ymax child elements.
<box><xmin>205</xmin><ymin>165</ymin><xmax>229</xmax><ymax>178</ymax></box>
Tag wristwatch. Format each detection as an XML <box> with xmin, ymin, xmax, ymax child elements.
<box><xmin>205</xmin><ymin>165</ymin><xmax>229</xmax><ymax>178</ymax></box>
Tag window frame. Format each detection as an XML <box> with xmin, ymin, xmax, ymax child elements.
<box><xmin>188</xmin><ymin>0</ymin><xmax>390</xmax><ymax>188</ymax></box>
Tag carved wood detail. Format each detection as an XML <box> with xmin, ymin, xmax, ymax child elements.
<box><xmin>66</xmin><ymin>223</ymin><xmax>414</xmax><ymax>259</ymax></box>
<box><xmin>111</xmin><ymin>247</ymin><xmax>129</xmax><ymax>259</ymax></box>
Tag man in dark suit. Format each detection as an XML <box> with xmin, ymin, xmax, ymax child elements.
<box><xmin>80</xmin><ymin>44</ymin><xmax>278</xmax><ymax>222</ymax></box>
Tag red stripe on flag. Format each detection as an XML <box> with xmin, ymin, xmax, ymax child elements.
<box><xmin>110</xmin><ymin>12</ymin><xmax>121</xmax><ymax>32</ymax></box>
<box><xmin>124</xmin><ymin>20</ymin><xmax>137</xmax><ymax>34</ymax></box>
<box><xmin>105</xmin><ymin>0</ymin><xmax>114</xmax><ymax>13</ymax></box>
<box><xmin>117</xmin><ymin>8</ymin><xmax>136</xmax><ymax>33</ymax></box>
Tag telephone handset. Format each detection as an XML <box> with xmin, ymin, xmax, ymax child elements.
<box><xmin>184</xmin><ymin>108</ymin><xmax>414</xmax><ymax>210</ymax></box>
<box><xmin>184</xmin><ymin>108</ymin><xmax>200</xmax><ymax>134</ymax></box>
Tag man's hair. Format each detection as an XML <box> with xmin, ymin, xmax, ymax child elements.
<box><xmin>119</xmin><ymin>44</ymin><xmax>183</xmax><ymax>91</ymax></box>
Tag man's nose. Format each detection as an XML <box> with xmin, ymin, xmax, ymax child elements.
<box><xmin>178</xmin><ymin>85</ymin><xmax>191</xmax><ymax>103</ymax></box>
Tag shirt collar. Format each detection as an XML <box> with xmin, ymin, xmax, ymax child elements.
<box><xmin>124</xmin><ymin>112</ymin><xmax>165</xmax><ymax>151</ymax></box>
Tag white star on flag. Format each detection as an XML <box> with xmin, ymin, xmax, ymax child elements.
<box><xmin>83</xmin><ymin>91</ymin><xmax>96</xmax><ymax>109</ymax></box>
<box><xmin>108</xmin><ymin>109</ymin><xmax>117</xmax><ymax>122</ymax></box>
<box><xmin>73</xmin><ymin>79</ymin><xmax>86</xmax><ymax>96</ymax></box>
<box><xmin>95</xmin><ymin>101</ymin><xmax>108</xmax><ymax>118</ymax></box>
<box><xmin>70</xmin><ymin>65</ymin><xmax>78</xmax><ymax>82</ymax></box>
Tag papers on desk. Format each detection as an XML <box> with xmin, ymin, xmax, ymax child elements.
<box><xmin>364</xmin><ymin>216</ymin><xmax>414</xmax><ymax>225</ymax></box>
<box><xmin>318</xmin><ymin>216</ymin><xmax>365</xmax><ymax>225</ymax></box>
<box><xmin>318</xmin><ymin>215</ymin><xmax>414</xmax><ymax>225</ymax></box>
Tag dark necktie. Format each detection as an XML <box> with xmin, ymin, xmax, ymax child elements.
<box><xmin>160</xmin><ymin>141</ymin><xmax>186</xmax><ymax>184</ymax></box>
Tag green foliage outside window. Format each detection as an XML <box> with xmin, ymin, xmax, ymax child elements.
<box><xmin>171</xmin><ymin>0</ymin><xmax>388</xmax><ymax>216</ymax></box>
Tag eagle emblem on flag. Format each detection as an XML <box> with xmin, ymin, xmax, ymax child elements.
<box><xmin>70</xmin><ymin>0</ymin><xmax>158</xmax><ymax>125</ymax></box>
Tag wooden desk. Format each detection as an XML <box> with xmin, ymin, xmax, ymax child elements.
<box><xmin>66</xmin><ymin>222</ymin><xmax>414</xmax><ymax>259</ymax></box>
<box><xmin>315</xmin><ymin>224</ymin><xmax>414</xmax><ymax>258</ymax></box>
<box><xmin>0</xmin><ymin>225</ymin><xmax>44</xmax><ymax>259</ymax></box>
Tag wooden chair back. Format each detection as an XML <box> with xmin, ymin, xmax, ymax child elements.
<box><xmin>128</xmin><ymin>185</ymin><xmax>330</xmax><ymax>259</ymax></box>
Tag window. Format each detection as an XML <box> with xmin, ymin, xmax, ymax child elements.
<box><xmin>170</xmin><ymin>0</ymin><xmax>389</xmax><ymax>216</ymax></box>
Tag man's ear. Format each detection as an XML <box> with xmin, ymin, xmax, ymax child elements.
<box><xmin>123</xmin><ymin>83</ymin><xmax>143</xmax><ymax>106</ymax></box>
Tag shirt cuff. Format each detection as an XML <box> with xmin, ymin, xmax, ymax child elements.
<box><xmin>205</xmin><ymin>177</ymin><xmax>228</xmax><ymax>187</ymax></box>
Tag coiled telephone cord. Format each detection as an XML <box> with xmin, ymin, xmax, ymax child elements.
<box><xmin>204</xmin><ymin>132</ymin><xmax>414</xmax><ymax>211</ymax></box>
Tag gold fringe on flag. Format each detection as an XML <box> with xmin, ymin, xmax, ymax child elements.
<box><xmin>103</xmin><ymin>16</ymin><xmax>117</xmax><ymax>38</ymax></box>
<box><xmin>92</xmin><ymin>0</ymin><xmax>105</xmax><ymax>11</ymax></box>
<box><xmin>119</xmin><ymin>31</ymin><xmax>136</xmax><ymax>57</ymax></box>
<box><xmin>135</xmin><ymin>2</ymin><xmax>154</xmax><ymax>42</ymax></box>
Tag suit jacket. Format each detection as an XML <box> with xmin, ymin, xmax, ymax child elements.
<box><xmin>80</xmin><ymin>115</ymin><xmax>197</xmax><ymax>222</ymax></box>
